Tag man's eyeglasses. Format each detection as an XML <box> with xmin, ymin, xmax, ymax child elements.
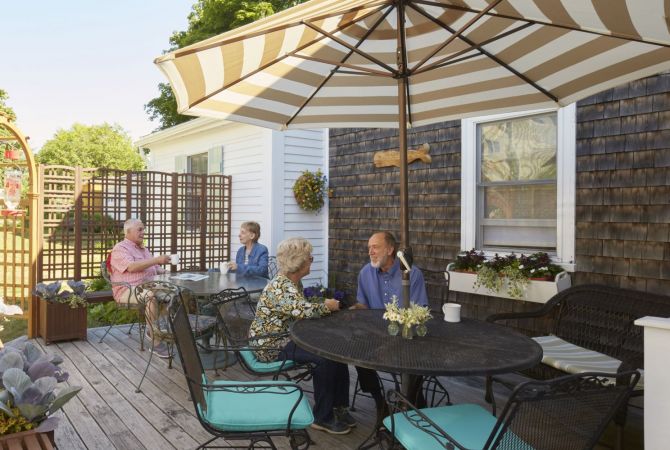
<box><xmin>309</xmin><ymin>255</ymin><xmax>314</xmax><ymax>262</ymax></box>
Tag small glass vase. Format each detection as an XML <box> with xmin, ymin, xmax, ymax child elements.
<box><xmin>415</xmin><ymin>323</ymin><xmax>428</xmax><ymax>337</ymax></box>
<box><xmin>387</xmin><ymin>321</ymin><xmax>400</xmax><ymax>336</ymax></box>
<box><xmin>401</xmin><ymin>323</ymin><xmax>414</xmax><ymax>340</ymax></box>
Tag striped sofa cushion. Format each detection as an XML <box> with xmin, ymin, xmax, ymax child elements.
<box><xmin>533</xmin><ymin>335</ymin><xmax>644</xmax><ymax>389</ymax></box>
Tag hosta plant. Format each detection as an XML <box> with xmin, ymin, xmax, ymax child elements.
<box><xmin>0</xmin><ymin>337</ymin><xmax>82</xmax><ymax>435</ymax></box>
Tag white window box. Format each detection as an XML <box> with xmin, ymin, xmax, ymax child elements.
<box><xmin>445</xmin><ymin>263</ymin><xmax>571</xmax><ymax>304</ymax></box>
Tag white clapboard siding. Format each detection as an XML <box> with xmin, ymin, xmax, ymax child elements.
<box><xmin>136</xmin><ymin>119</ymin><xmax>329</xmax><ymax>286</ymax></box>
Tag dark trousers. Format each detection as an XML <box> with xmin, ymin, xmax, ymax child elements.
<box><xmin>281</xmin><ymin>341</ymin><xmax>350</xmax><ymax>422</ymax></box>
<box><xmin>356</xmin><ymin>367</ymin><xmax>385</xmax><ymax>401</ymax></box>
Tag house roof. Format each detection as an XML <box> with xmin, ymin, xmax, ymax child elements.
<box><xmin>134</xmin><ymin>117</ymin><xmax>232</xmax><ymax>147</ymax></box>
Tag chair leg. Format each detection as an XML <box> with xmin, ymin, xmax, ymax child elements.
<box><xmin>136</xmin><ymin>338</ymin><xmax>155</xmax><ymax>393</ymax></box>
<box><xmin>485</xmin><ymin>375</ymin><xmax>497</xmax><ymax>416</ymax></box>
<box><xmin>98</xmin><ymin>324</ymin><xmax>114</xmax><ymax>344</ymax></box>
<box><xmin>350</xmin><ymin>375</ymin><xmax>361</xmax><ymax>411</ymax></box>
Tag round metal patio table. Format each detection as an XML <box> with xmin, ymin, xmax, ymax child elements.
<box><xmin>152</xmin><ymin>272</ymin><xmax>269</xmax><ymax>295</ymax></box>
<box><xmin>290</xmin><ymin>309</ymin><xmax>542</xmax><ymax>377</ymax></box>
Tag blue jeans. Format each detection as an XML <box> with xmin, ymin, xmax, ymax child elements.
<box><xmin>280</xmin><ymin>341</ymin><xmax>350</xmax><ymax>422</ymax></box>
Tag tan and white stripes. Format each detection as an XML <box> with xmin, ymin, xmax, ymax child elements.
<box><xmin>156</xmin><ymin>0</ymin><xmax>670</xmax><ymax>130</ymax></box>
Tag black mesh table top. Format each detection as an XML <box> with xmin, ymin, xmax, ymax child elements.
<box><xmin>290</xmin><ymin>309</ymin><xmax>542</xmax><ymax>377</ymax></box>
<box><xmin>153</xmin><ymin>272</ymin><xmax>269</xmax><ymax>296</ymax></box>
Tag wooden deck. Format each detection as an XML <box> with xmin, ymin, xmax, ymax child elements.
<box><xmin>34</xmin><ymin>325</ymin><xmax>643</xmax><ymax>450</ymax></box>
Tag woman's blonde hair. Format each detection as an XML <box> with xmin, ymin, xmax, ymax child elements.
<box><xmin>241</xmin><ymin>221</ymin><xmax>261</xmax><ymax>243</ymax></box>
<box><xmin>277</xmin><ymin>237</ymin><xmax>312</xmax><ymax>275</ymax></box>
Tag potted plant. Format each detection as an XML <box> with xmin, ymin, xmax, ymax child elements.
<box><xmin>34</xmin><ymin>281</ymin><xmax>88</xmax><ymax>344</ymax></box>
<box><xmin>447</xmin><ymin>250</ymin><xmax>571</xmax><ymax>303</ymax></box>
<box><xmin>0</xmin><ymin>337</ymin><xmax>82</xmax><ymax>444</ymax></box>
<box><xmin>292</xmin><ymin>169</ymin><xmax>328</xmax><ymax>214</ymax></box>
<box><xmin>382</xmin><ymin>296</ymin><xmax>432</xmax><ymax>339</ymax></box>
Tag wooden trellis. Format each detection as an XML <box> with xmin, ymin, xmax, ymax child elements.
<box><xmin>38</xmin><ymin>167</ymin><xmax>232</xmax><ymax>283</ymax></box>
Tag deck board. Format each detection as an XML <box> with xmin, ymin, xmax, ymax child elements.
<box><xmin>31</xmin><ymin>325</ymin><xmax>642</xmax><ymax>450</ymax></box>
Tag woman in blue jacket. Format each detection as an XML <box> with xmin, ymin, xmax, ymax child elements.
<box><xmin>228</xmin><ymin>221</ymin><xmax>269</xmax><ymax>278</ymax></box>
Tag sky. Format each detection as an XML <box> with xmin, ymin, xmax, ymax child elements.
<box><xmin>2</xmin><ymin>1</ymin><xmax>195</xmax><ymax>151</ymax></box>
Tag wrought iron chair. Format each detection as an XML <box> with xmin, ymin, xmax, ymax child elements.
<box><xmin>97</xmin><ymin>259</ymin><xmax>145</xmax><ymax>345</ymax></box>
<box><xmin>267</xmin><ymin>256</ymin><xmax>279</xmax><ymax>279</ymax></box>
<box><xmin>168</xmin><ymin>291</ymin><xmax>313</xmax><ymax>450</ymax></box>
<box><xmin>134</xmin><ymin>281</ymin><xmax>217</xmax><ymax>392</ymax></box>
<box><xmin>385</xmin><ymin>370</ymin><xmax>640</xmax><ymax>450</ymax></box>
<box><xmin>210</xmin><ymin>287</ymin><xmax>313</xmax><ymax>382</ymax></box>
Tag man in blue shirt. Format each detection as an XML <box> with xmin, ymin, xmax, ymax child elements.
<box><xmin>355</xmin><ymin>231</ymin><xmax>428</xmax><ymax>308</ymax></box>
<box><xmin>352</xmin><ymin>231</ymin><xmax>429</xmax><ymax>419</ymax></box>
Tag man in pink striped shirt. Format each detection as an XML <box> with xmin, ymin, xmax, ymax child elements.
<box><xmin>110</xmin><ymin>218</ymin><xmax>171</xmax><ymax>357</ymax></box>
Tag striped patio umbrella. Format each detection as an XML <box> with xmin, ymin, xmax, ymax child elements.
<box><xmin>155</xmin><ymin>0</ymin><xmax>670</xmax><ymax>305</ymax></box>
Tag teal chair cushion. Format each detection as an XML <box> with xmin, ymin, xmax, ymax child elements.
<box><xmin>202</xmin><ymin>379</ymin><xmax>313</xmax><ymax>432</ymax></box>
<box><xmin>239</xmin><ymin>350</ymin><xmax>296</xmax><ymax>373</ymax></box>
<box><xmin>383</xmin><ymin>403</ymin><xmax>533</xmax><ymax>450</ymax></box>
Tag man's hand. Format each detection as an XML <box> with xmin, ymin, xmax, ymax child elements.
<box><xmin>157</xmin><ymin>255</ymin><xmax>171</xmax><ymax>264</ymax></box>
<box><xmin>349</xmin><ymin>302</ymin><xmax>368</xmax><ymax>310</ymax></box>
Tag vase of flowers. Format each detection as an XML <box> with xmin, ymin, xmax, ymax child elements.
<box><xmin>34</xmin><ymin>281</ymin><xmax>88</xmax><ymax>345</ymax></box>
<box><xmin>0</xmin><ymin>337</ymin><xmax>82</xmax><ymax>441</ymax></box>
<box><xmin>383</xmin><ymin>296</ymin><xmax>432</xmax><ymax>339</ymax></box>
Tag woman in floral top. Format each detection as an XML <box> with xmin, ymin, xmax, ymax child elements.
<box><xmin>249</xmin><ymin>237</ymin><xmax>354</xmax><ymax>435</ymax></box>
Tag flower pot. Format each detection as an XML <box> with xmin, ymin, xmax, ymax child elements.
<box><xmin>38</xmin><ymin>298</ymin><xmax>87</xmax><ymax>345</ymax></box>
<box><xmin>0</xmin><ymin>428</ymin><xmax>55</xmax><ymax>449</ymax></box>
<box><xmin>401</xmin><ymin>324</ymin><xmax>414</xmax><ymax>339</ymax></box>
<box><xmin>446</xmin><ymin>264</ymin><xmax>571</xmax><ymax>304</ymax></box>
<box><xmin>387</xmin><ymin>321</ymin><xmax>400</xmax><ymax>336</ymax></box>
<box><xmin>3</xmin><ymin>149</ymin><xmax>20</xmax><ymax>160</ymax></box>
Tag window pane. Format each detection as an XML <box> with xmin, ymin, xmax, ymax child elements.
<box><xmin>188</xmin><ymin>153</ymin><xmax>208</xmax><ymax>174</ymax></box>
<box><xmin>483</xmin><ymin>184</ymin><xmax>556</xmax><ymax>220</ymax></box>
<box><xmin>483</xmin><ymin>225</ymin><xmax>556</xmax><ymax>249</ymax></box>
<box><xmin>479</xmin><ymin>113</ymin><xmax>557</xmax><ymax>182</ymax></box>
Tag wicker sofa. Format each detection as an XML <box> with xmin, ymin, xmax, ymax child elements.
<box><xmin>486</xmin><ymin>284</ymin><xmax>670</xmax><ymax>448</ymax></box>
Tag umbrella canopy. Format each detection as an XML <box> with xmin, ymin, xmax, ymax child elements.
<box><xmin>155</xmin><ymin>0</ymin><xmax>670</xmax><ymax>304</ymax></box>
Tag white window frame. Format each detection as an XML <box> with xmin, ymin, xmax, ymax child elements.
<box><xmin>460</xmin><ymin>104</ymin><xmax>576</xmax><ymax>270</ymax></box>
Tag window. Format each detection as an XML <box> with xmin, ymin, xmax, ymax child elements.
<box><xmin>461</xmin><ymin>105</ymin><xmax>575</xmax><ymax>267</ymax></box>
<box><xmin>188</xmin><ymin>152</ymin><xmax>208</xmax><ymax>174</ymax></box>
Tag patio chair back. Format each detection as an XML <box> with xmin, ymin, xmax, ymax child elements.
<box><xmin>387</xmin><ymin>370</ymin><xmax>639</xmax><ymax>450</ymax></box>
<box><xmin>268</xmin><ymin>256</ymin><xmax>279</xmax><ymax>279</ymax></box>
<box><xmin>212</xmin><ymin>287</ymin><xmax>255</xmax><ymax>345</ymax></box>
<box><xmin>490</xmin><ymin>371</ymin><xmax>640</xmax><ymax>449</ymax></box>
<box><xmin>168</xmin><ymin>291</ymin><xmax>208</xmax><ymax>413</ymax></box>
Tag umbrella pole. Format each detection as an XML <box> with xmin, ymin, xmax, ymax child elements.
<box><xmin>398</xmin><ymin>78</ymin><xmax>410</xmax><ymax>310</ymax></box>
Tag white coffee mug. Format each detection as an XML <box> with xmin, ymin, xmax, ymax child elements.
<box><xmin>220</xmin><ymin>262</ymin><xmax>229</xmax><ymax>274</ymax></box>
<box><xmin>442</xmin><ymin>303</ymin><xmax>461</xmax><ymax>323</ymax></box>
<box><xmin>170</xmin><ymin>254</ymin><xmax>180</xmax><ymax>265</ymax></box>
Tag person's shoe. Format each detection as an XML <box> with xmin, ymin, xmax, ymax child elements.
<box><xmin>152</xmin><ymin>341</ymin><xmax>171</xmax><ymax>359</ymax></box>
<box><xmin>310</xmin><ymin>417</ymin><xmax>351</xmax><ymax>435</ymax></box>
<box><xmin>334</xmin><ymin>406</ymin><xmax>357</xmax><ymax>428</ymax></box>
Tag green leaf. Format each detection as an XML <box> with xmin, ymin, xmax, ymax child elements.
<box><xmin>0</xmin><ymin>401</ymin><xmax>15</xmax><ymax>417</ymax></box>
<box><xmin>17</xmin><ymin>403</ymin><xmax>48</xmax><ymax>421</ymax></box>
<box><xmin>3</xmin><ymin>368</ymin><xmax>32</xmax><ymax>396</ymax></box>
<box><xmin>48</xmin><ymin>385</ymin><xmax>82</xmax><ymax>415</ymax></box>
<box><xmin>0</xmin><ymin>352</ymin><xmax>25</xmax><ymax>373</ymax></box>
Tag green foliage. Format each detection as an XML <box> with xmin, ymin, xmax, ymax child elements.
<box><xmin>87</xmin><ymin>276</ymin><xmax>110</xmax><ymax>292</ymax></box>
<box><xmin>36</xmin><ymin>123</ymin><xmax>145</xmax><ymax>170</ymax></box>
<box><xmin>88</xmin><ymin>302</ymin><xmax>138</xmax><ymax>327</ymax></box>
<box><xmin>466</xmin><ymin>252</ymin><xmax>563</xmax><ymax>299</ymax></box>
<box><xmin>0</xmin><ymin>89</ymin><xmax>16</xmax><ymax>122</ymax></box>
<box><xmin>0</xmin><ymin>318</ymin><xmax>27</xmax><ymax>345</ymax></box>
<box><xmin>292</xmin><ymin>169</ymin><xmax>328</xmax><ymax>213</ymax></box>
<box><xmin>0</xmin><ymin>407</ymin><xmax>35</xmax><ymax>435</ymax></box>
<box><xmin>146</xmin><ymin>0</ymin><xmax>308</xmax><ymax>130</ymax></box>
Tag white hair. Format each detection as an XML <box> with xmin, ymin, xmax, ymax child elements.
<box><xmin>123</xmin><ymin>218</ymin><xmax>143</xmax><ymax>235</ymax></box>
<box><xmin>277</xmin><ymin>237</ymin><xmax>312</xmax><ymax>275</ymax></box>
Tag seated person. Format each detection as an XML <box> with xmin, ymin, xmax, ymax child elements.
<box><xmin>110</xmin><ymin>218</ymin><xmax>171</xmax><ymax>357</ymax></box>
<box><xmin>353</xmin><ymin>231</ymin><xmax>428</xmax><ymax>412</ymax></box>
<box><xmin>227</xmin><ymin>221</ymin><xmax>269</xmax><ymax>278</ymax></box>
<box><xmin>249</xmin><ymin>237</ymin><xmax>354</xmax><ymax>435</ymax></box>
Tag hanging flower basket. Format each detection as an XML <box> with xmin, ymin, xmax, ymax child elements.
<box><xmin>292</xmin><ymin>169</ymin><xmax>328</xmax><ymax>213</ymax></box>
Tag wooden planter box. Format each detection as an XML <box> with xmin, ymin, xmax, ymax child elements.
<box><xmin>0</xmin><ymin>429</ymin><xmax>55</xmax><ymax>450</ymax></box>
<box><xmin>446</xmin><ymin>263</ymin><xmax>571</xmax><ymax>304</ymax></box>
<box><xmin>38</xmin><ymin>298</ymin><xmax>87</xmax><ymax>345</ymax></box>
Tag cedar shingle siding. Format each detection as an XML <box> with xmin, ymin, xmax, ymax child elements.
<box><xmin>328</xmin><ymin>72</ymin><xmax>670</xmax><ymax>323</ymax></box>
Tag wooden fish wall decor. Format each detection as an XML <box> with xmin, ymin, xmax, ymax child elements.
<box><xmin>373</xmin><ymin>143</ymin><xmax>431</xmax><ymax>168</ymax></box>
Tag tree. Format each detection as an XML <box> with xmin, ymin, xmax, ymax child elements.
<box><xmin>145</xmin><ymin>0</ymin><xmax>307</xmax><ymax>130</ymax></box>
<box><xmin>0</xmin><ymin>89</ymin><xmax>17</xmax><ymax>122</ymax></box>
<box><xmin>37</xmin><ymin>123</ymin><xmax>145</xmax><ymax>170</ymax></box>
